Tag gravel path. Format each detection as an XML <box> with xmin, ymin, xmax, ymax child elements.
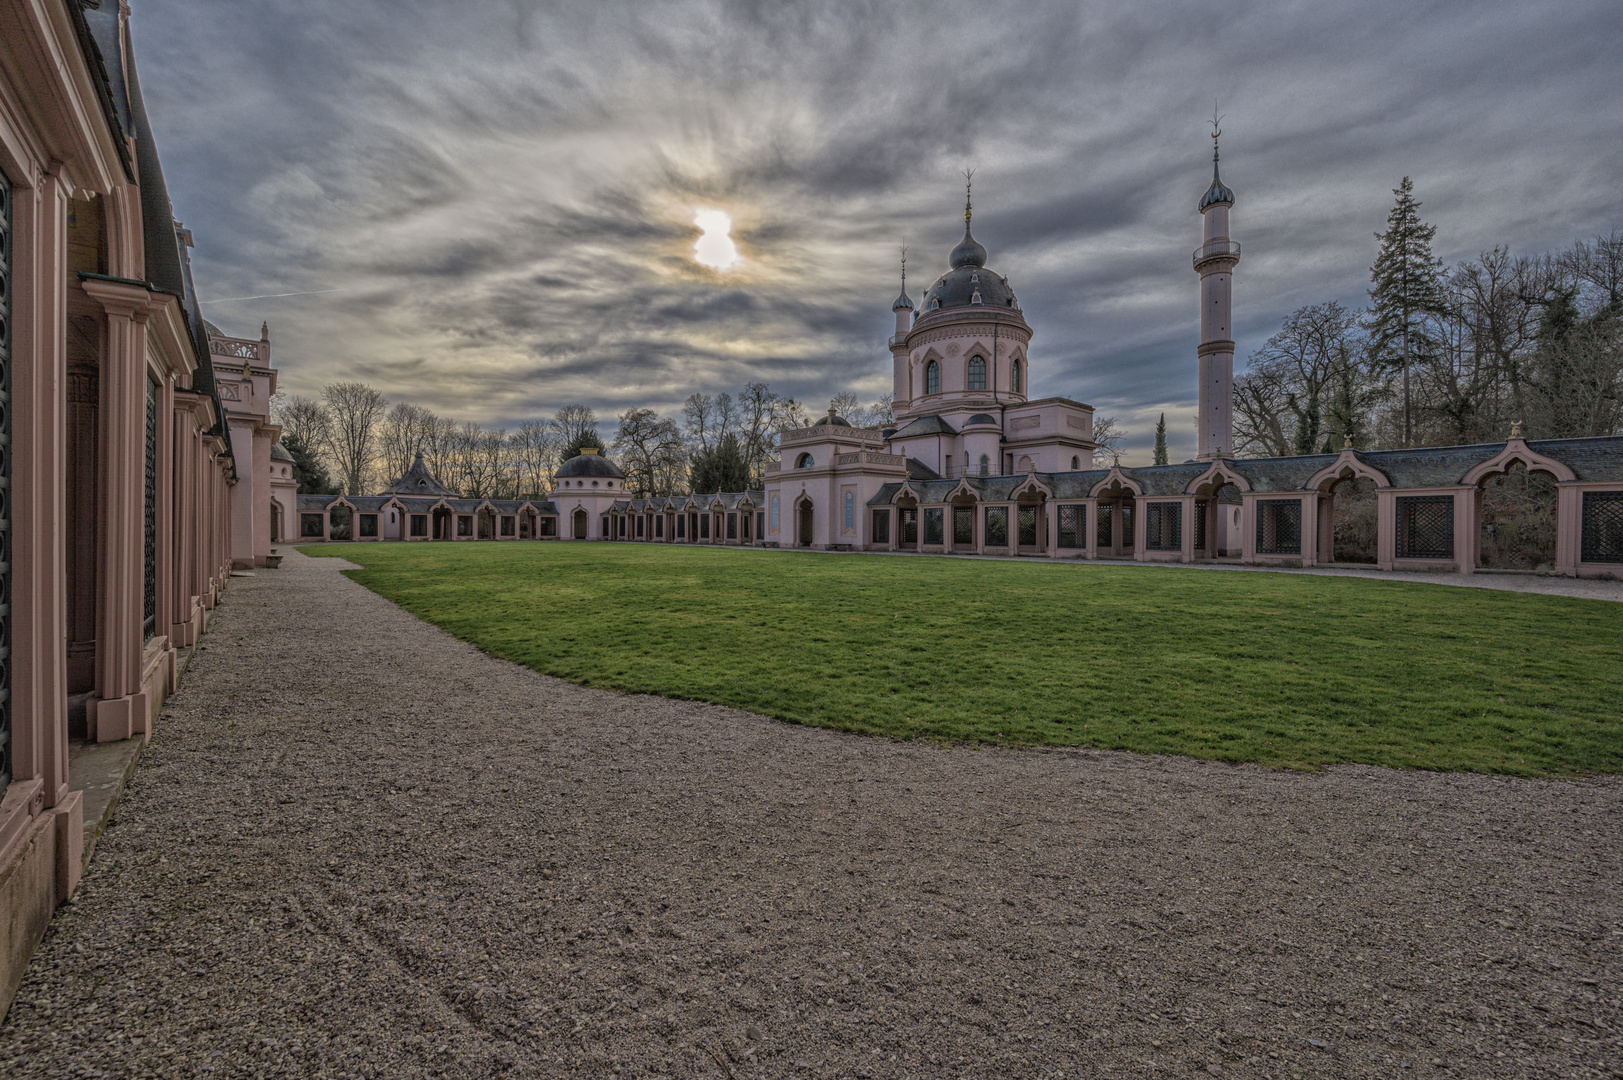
<box><xmin>3</xmin><ymin>549</ymin><xmax>1619</xmax><ymax>1079</ymax></box>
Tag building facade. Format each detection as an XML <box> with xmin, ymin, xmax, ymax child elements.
<box><xmin>1</xmin><ymin>0</ymin><xmax>285</xmax><ymax>1016</ymax></box>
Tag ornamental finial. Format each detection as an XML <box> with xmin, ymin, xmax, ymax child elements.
<box><xmin>963</xmin><ymin>167</ymin><xmax>975</xmax><ymax>224</ymax></box>
<box><xmin>1343</xmin><ymin>432</ymin><xmax>1354</xmax><ymax>451</ymax></box>
<box><xmin>1510</xmin><ymin>419</ymin><xmax>1524</xmax><ymax>439</ymax></box>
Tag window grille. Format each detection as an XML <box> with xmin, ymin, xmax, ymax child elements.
<box><xmin>1256</xmin><ymin>498</ymin><xmax>1302</xmax><ymax>555</ymax></box>
<box><xmin>0</xmin><ymin>172</ymin><xmax>11</xmax><ymax>796</ymax></box>
<box><xmin>1058</xmin><ymin>504</ymin><xmax>1082</xmax><ymax>548</ymax></box>
<box><xmin>700</xmin><ymin>514</ymin><xmax>709</xmax><ymax>539</ymax></box>
<box><xmin>410</xmin><ymin>514</ymin><xmax>427</xmax><ymax>537</ymax></box>
<box><xmin>1145</xmin><ymin>501</ymin><xmax>1182</xmax><ymax>551</ymax></box>
<box><xmin>978</xmin><ymin>454</ymin><xmax>990</xmax><ymax>477</ymax></box>
<box><xmin>985</xmin><ymin>506</ymin><xmax>1008</xmax><ymax>547</ymax></box>
<box><xmin>871</xmin><ymin>508</ymin><xmax>890</xmax><ymax>543</ymax></box>
<box><xmin>359</xmin><ymin>513</ymin><xmax>378</xmax><ymax>537</ymax></box>
<box><xmin>301</xmin><ymin>513</ymin><xmax>325</xmax><ymax>537</ymax></box>
<box><xmin>1017</xmin><ymin>506</ymin><xmax>1038</xmax><ymax>546</ymax></box>
<box><xmin>654</xmin><ymin>516</ymin><xmax>663</xmax><ymax>538</ymax></box>
<box><xmin>540</xmin><ymin>517</ymin><xmax>555</xmax><ymax>537</ymax></box>
<box><xmin>900</xmin><ymin>508</ymin><xmax>918</xmax><ymax>544</ymax></box>
<box><xmin>968</xmin><ymin>355</ymin><xmax>986</xmax><ymax>391</ymax></box>
<box><xmin>1395</xmin><ymin>495</ymin><xmax>1453</xmax><ymax>559</ymax></box>
<box><xmin>923</xmin><ymin>507</ymin><xmax>944</xmax><ymax>544</ymax></box>
<box><xmin>926</xmin><ymin>360</ymin><xmax>939</xmax><ymax>394</ymax></box>
<box><xmin>1121</xmin><ymin>503</ymin><xmax>1134</xmax><ymax>550</ymax></box>
<box><xmin>953</xmin><ymin>506</ymin><xmax>974</xmax><ymax>545</ymax></box>
<box><xmin>1096</xmin><ymin>503</ymin><xmax>1113</xmax><ymax>548</ymax></box>
<box><xmin>1581</xmin><ymin>492</ymin><xmax>1623</xmax><ymax>563</ymax></box>
<box><xmin>143</xmin><ymin>378</ymin><xmax>158</xmax><ymax>640</ymax></box>
<box><xmin>756</xmin><ymin>512</ymin><xmax>764</xmax><ymax>539</ymax></box>
<box><xmin>1194</xmin><ymin>499</ymin><xmax>1208</xmax><ymax>551</ymax></box>
<box><xmin>727</xmin><ymin>513</ymin><xmax>737</xmax><ymax>540</ymax></box>
<box><xmin>501</xmin><ymin>516</ymin><xmax>515</xmax><ymax>536</ymax></box>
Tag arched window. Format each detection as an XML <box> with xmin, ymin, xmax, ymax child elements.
<box><xmin>967</xmin><ymin>355</ymin><xmax>986</xmax><ymax>391</ymax></box>
<box><xmin>978</xmin><ymin>454</ymin><xmax>990</xmax><ymax>477</ymax></box>
<box><xmin>1012</xmin><ymin>358</ymin><xmax>1022</xmax><ymax>394</ymax></box>
<box><xmin>1071</xmin><ymin>456</ymin><xmax>1080</xmax><ymax>470</ymax></box>
<box><xmin>796</xmin><ymin>452</ymin><xmax>814</xmax><ymax>469</ymax></box>
<box><xmin>926</xmin><ymin>360</ymin><xmax>940</xmax><ymax>395</ymax></box>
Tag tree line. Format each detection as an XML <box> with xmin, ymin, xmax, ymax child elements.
<box><xmin>271</xmin><ymin>380</ymin><xmax>896</xmax><ymax>499</ymax></box>
<box><xmin>1235</xmin><ymin>178</ymin><xmax>1622</xmax><ymax>456</ymax></box>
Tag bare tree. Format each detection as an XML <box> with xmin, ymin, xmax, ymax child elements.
<box><xmin>613</xmin><ymin>408</ymin><xmax>686</xmax><ymax>497</ymax></box>
<box><xmin>512</xmin><ymin>420</ymin><xmax>557</xmax><ymax>496</ymax></box>
<box><xmin>830</xmin><ymin>391</ymin><xmax>894</xmax><ymax>429</ymax></box>
<box><xmin>272</xmin><ymin>394</ymin><xmax>332</xmax><ymax>456</ymax></box>
<box><xmin>322</xmin><ymin>382</ymin><xmax>388</xmax><ymax>495</ymax></box>
<box><xmin>1091</xmin><ymin>417</ymin><xmax>1127</xmax><ymax>464</ymax></box>
<box><xmin>682</xmin><ymin>393</ymin><xmax>718</xmax><ymax>454</ymax></box>
<box><xmin>378</xmin><ymin>402</ymin><xmax>437</xmax><ymax>482</ymax></box>
<box><xmin>551</xmin><ymin>404</ymin><xmax>598</xmax><ymax>452</ymax></box>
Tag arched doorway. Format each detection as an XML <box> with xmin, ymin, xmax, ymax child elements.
<box><xmin>1016</xmin><ymin>494</ymin><xmax>1046</xmax><ymax>554</ymax></box>
<box><xmin>797</xmin><ymin>499</ymin><xmax>815</xmax><ymax>547</ymax></box>
<box><xmin>1325</xmin><ymin>476</ymin><xmax>1378</xmax><ymax>563</ymax></box>
<box><xmin>1478</xmin><ymin>461</ymin><xmax>1558</xmax><ymax>569</ymax></box>
<box><xmin>573</xmin><ymin>508</ymin><xmax>589</xmax><ymax>540</ymax></box>
<box><xmin>432</xmin><ymin>507</ymin><xmax>452</xmax><ymax>540</ymax></box>
<box><xmin>1093</xmin><ymin>483</ymin><xmax>1136</xmax><ymax>556</ymax></box>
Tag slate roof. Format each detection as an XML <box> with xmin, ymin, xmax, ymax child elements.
<box><xmin>1526</xmin><ymin>436</ymin><xmax>1623</xmax><ymax>481</ymax></box>
<box><xmin>270</xmin><ymin>442</ymin><xmax>293</xmax><ymax>462</ymax></box>
<box><xmin>380</xmin><ymin>452</ymin><xmax>457</xmax><ymax>497</ymax></box>
<box><xmin>298</xmin><ymin>495</ymin><xmax>338</xmax><ymax>511</ymax></box>
<box><xmin>556</xmin><ymin>452</ymin><xmax>625</xmax><ymax>479</ymax></box>
<box><xmin>891</xmin><ymin>414</ymin><xmax>958</xmax><ymax>439</ymax></box>
<box><xmin>906</xmin><ymin>458</ymin><xmax>942</xmax><ymax>481</ymax></box>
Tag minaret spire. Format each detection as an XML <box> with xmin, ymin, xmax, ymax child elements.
<box><xmin>1194</xmin><ymin>110</ymin><xmax>1239</xmax><ymax>464</ymax></box>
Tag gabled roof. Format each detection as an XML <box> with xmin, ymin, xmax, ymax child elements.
<box><xmin>906</xmin><ymin>458</ymin><xmax>942</xmax><ymax>481</ymax></box>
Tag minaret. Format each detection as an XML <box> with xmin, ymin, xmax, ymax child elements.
<box><xmin>1194</xmin><ymin>120</ymin><xmax>1239</xmax><ymax>460</ymax></box>
<box><xmin>890</xmin><ymin>244</ymin><xmax>914</xmax><ymax>413</ymax></box>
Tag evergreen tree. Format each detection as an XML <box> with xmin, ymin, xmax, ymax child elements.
<box><xmin>1368</xmin><ymin>177</ymin><xmax>1446</xmax><ymax>446</ymax></box>
<box><xmin>689</xmin><ymin>432</ymin><xmax>752</xmax><ymax>493</ymax></box>
<box><xmin>559</xmin><ymin>428</ymin><xmax>605</xmax><ymax>461</ymax></box>
<box><xmin>1153</xmin><ymin>413</ymin><xmax>1168</xmax><ymax>465</ymax></box>
<box><xmin>282</xmin><ymin>431</ymin><xmax>340</xmax><ymax>495</ymax></box>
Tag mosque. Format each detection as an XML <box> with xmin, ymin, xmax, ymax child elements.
<box><xmin>299</xmin><ymin>145</ymin><xmax>1623</xmax><ymax>576</ymax></box>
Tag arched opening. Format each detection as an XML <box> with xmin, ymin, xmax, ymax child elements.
<box><xmin>896</xmin><ymin>495</ymin><xmax>919</xmax><ymax>549</ymax></box>
<box><xmin>1016</xmin><ymin>492</ymin><xmax>1047</xmax><ymax>554</ymax></box>
<box><xmin>1011</xmin><ymin>358</ymin><xmax>1022</xmax><ymax>394</ymax></box>
<box><xmin>477</xmin><ymin>509</ymin><xmax>494</xmax><ymax>539</ymax></box>
<box><xmin>1478</xmin><ymin>461</ymin><xmax>1558</xmax><ymax>569</ymax></box>
<box><xmin>1070</xmin><ymin>456</ymin><xmax>1080</xmax><ymax>471</ymax></box>
<box><xmin>967</xmin><ymin>355</ymin><xmax>986</xmax><ymax>391</ymax></box>
<box><xmin>432</xmin><ymin>507</ymin><xmax>452</xmax><ymax>540</ymax></box>
<box><xmin>925</xmin><ymin>360</ymin><xmax>940</xmax><ymax>395</ymax></box>
<box><xmin>329</xmin><ymin>505</ymin><xmax>352</xmax><ymax>541</ymax></box>
<box><xmin>573</xmin><ymin>508</ymin><xmax>588</xmax><ymax>540</ymax></box>
<box><xmin>951</xmin><ymin>492</ymin><xmax>978</xmax><ymax>549</ymax></box>
<box><xmin>796</xmin><ymin>499</ymin><xmax>815</xmax><ymax>547</ymax></box>
<box><xmin>1324</xmin><ymin>475</ymin><xmax>1378</xmax><ymax>564</ymax></box>
<box><xmin>1094</xmin><ymin>483</ymin><xmax>1135</xmax><ymax>556</ymax></box>
<box><xmin>796</xmin><ymin>452</ymin><xmax>814</xmax><ymax>469</ymax></box>
<box><xmin>1017</xmin><ymin>454</ymin><xmax>1034</xmax><ymax>473</ymax></box>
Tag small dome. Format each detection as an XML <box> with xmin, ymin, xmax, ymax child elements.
<box><xmin>556</xmin><ymin>452</ymin><xmax>625</xmax><ymax>479</ymax></box>
<box><xmin>949</xmin><ymin>224</ymin><xmax>987</xmax><ymax>269</ymax></box>
<box><xmin>892</xmin><ymin>288</ymin><xmax>914</xmax><ymax>312</ymax></box>
<box><xmin>964</xmin><ymin>413</ymin><xmax>998</xmax><ymax>426</ymax></box>
<box><xmin>270</xmin><ymin>441</ymin><xmax>294</xmax><ymax>462</ymax></box>
<box><xmin>1199</xmin><ymin>150</ymin><xmax>1235</xmax><ymax>210</ymax></box>
<box><xmin>812</xmin><ymin>413</ymin><xmax>851</xmax><ymax>428</ymax></box>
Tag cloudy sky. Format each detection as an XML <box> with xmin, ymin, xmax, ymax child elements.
<box><xmin>135</xmin><ymin>0</ymin><xmax>1623</xmax><ymax>462</ymax></box>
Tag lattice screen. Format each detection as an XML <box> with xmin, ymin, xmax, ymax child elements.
<box><xmin>1396</xmin><ymin>495</ymin><xmax>1453</xmax><ymax>559</ymax></box>
<box><xmin>1145</xmin><ymin>502</ymin><xmax>1182</xmax><ymax>551</ymax></box>
<box><xmin>1256</xmin><ymin>499</ymin><xmax>1302</xmax><ymax>555</ymax></box>
<box><xmin>1582</xmin><ymin>492</ymin><xmax>1623</xmax><ymax>563</ymax></box>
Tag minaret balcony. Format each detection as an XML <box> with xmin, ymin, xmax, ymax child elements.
<box><xmin>1193</xmin><ymin>239</ymin><xmax>1241</xmax><ymax>269</ymax></box>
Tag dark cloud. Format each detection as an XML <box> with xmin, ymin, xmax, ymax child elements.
<box><xmin>142</xmin><ymin>0</ymin><xmax>1623</xmax><ymax>461</ymax></box>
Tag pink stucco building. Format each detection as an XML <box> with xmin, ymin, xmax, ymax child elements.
<box><xmin>1</xmin><ymin>0</ymin><xmax>290</xmax><ymax>1016</ymax></box>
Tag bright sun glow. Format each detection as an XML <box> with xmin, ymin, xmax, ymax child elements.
<box><xmin>692</xmin><ymin>209</ymin><xmax>740</xmax><ymax>270</ymax></box>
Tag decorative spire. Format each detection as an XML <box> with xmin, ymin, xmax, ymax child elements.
<box><xmin>1199</xmin><ymin>105</ymin><xmax>1236</xmax><ymax>210</ymax></box>
<box><xmin>949</xmin><ymin>169</ymin><xmax>988</xmax><ymax>269</ymax></box>
<box><xmin>892</xmin><ymin>241</ymin><xmax>914</xmax><ymax>311</ymax></box>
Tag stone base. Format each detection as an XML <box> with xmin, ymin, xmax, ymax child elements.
<box><xmin>0</xmin><ymin>788</ymin><xmax>82</xmax><ymax>1022</ymax></box>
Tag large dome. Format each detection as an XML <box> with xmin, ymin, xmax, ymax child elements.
<box><xmin>556</xmin><ymin>452</ymin><xmax>625</xmax><ymax>479</ymax></box>
<box><xmin>920</xmin><ymin>263</ymin><xmax>1018</xmax><ymax>314</ymax></box>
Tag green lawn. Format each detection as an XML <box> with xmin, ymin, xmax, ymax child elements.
<box><xmin>300</xmin><ymin>543</ymin><xmax>1623</xmax><ymax>775</ymax></box>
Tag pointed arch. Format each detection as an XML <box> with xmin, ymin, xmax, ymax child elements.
<box><xmin>1186</xmin><ymin>459</ymin><xmax>1256</xmax><ymax>496</ymax></box>
<box><xmin>1089</xmin><ymin>466</ymin><xmax>1143</xmax><ymax>498</ymax></box>
<box><xmin>1460</xmin><ymin>440</ymin><xmax>1576</xmax><ymax>486</ymax></box>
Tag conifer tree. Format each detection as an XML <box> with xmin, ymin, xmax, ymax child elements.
<box><xmin>1369</xmin><ymin>177</ymin><xmax>1446</xmax><ymax>446</ymax></box>
<box><xmin>1153</xmin><ymin>413</ymin><xmax>1168</xmax><ymax>465</ymax></box>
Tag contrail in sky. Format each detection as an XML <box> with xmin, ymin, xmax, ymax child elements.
<box><xmin>198</xmin><ymin>288</ymin><xmax>347</xmax><ymax>304</ymax></box>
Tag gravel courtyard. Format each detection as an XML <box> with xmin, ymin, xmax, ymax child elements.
<box><xmin>3</xmin><ymin>550</ymin><xmax>1619</xmax><ymax>1080</ymax></box>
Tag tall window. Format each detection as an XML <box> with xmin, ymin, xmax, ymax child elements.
<box><xmin>967</xmin><ymin>355</ymin><xmax>986</xmax><ymax>391</ymax></box>
<box><xmin>143</xmin><ymin>378</ymin><xmax>158</xmax><ymax>640</ymax></box>
<box><xmin>1012</xmin><ymin>359</ymin><xmax>1022</xmax><ymax>394</ymax></box>
<box><xmin>979</xmin><ymin>454</ymin><xmax>990</xmax><ymax>477</ymax></box>
<box><xmin>925</xmin><ymin>360</ymin><xmax>940</xmax><ymax>395</ymax></box>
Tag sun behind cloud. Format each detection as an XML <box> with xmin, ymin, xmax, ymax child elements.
<box><xmin>692</xmin><ymin>209</ymin><xmax>741</xmax><ymax>271</ymax></box>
